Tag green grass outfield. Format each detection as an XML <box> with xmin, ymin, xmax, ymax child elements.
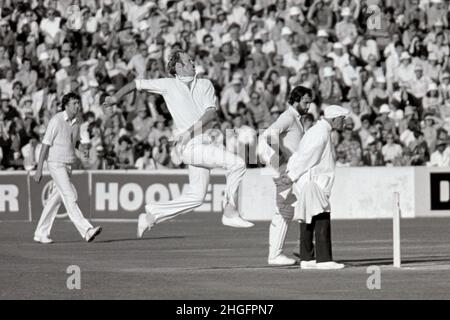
<box><xmin>1</xmin><ymin>213</ymin><xmax>450</xmax><ymax>299</ymax></box>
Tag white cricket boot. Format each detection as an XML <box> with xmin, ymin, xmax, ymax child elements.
<box><xmin>300</xmin><ymin>260</ymin><xmax>317</xmax><ymax>269</ymax></box>
<box><xmin>221</xmin><ymin>203</ymin><xmax>254</xmax><ymax>228</ymax></box>
<box><xmin>315</xmin><ymin>261</ymin><xmax>345</xmax><ymax>270</ymax></box>
<box><xmin>85</xmin><ymin>226</ymin><xmax>102</xmax><ymax>242</ymax></box>
<box><xmin>33</xmin><ymin>235</ymin><xmax>54</xmax><ymax>244</ymax></box>
<box><xmin>137</xmin><ymin>213</ymin><xmax>155</xmax><ymax>238</ymax></box>
<box><xmin>268</xmin><ymin>254</ymin><xmax>296</xmax><ymax>266</ymax></box>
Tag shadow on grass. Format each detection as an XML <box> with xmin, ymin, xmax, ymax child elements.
<box><xmin>50</xmin><ymin>236</ymin><xmax>187</xmax><ymax>244</ymax></box>
<box><xmin>340</xmin><ymin>255</ymin><xmax>450</xmax><ymax>267</ymax></box>
<box><xmin>97</xmin><ymin>236</ymin><xmax>186</xmax><ymax>243</ymax></box>
<box><xmin>293</xmin><ymin>252</ymin><xmax>450</xmax><ymax>267</ymax></box>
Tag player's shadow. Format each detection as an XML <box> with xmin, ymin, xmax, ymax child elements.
<box><xmin>293</xmin><ymin>252</ymin><xmax>450</xmax><ymax>266</ymax></box>
<box><xmin>96</xmin><ymin>236</ymin><xmax>187</xmax><ymax>243</ymax></box>
<box><xmin>339</xmin><ymin>255</ymin><xmax>450</xmax><ymax>267</ymax></box>
<box><xmin>54</xmin><ymin>236</ymin><xmax>186</xmax><ymax>244</ymax></box>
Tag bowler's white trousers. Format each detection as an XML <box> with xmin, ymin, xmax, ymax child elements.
<box><xmin>34</xmin><ymin>162</ymin><xmax>93</xmax><ymax>239</ymax></box>
<box><xmin>145</xmin><ymin>135</ymin><xmax>246</xmax><ymax>224</ymax></box>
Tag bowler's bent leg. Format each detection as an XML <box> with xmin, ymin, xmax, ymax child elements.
<box><xmin>186</xmin><ymin>142</ymin><xmax>246</xmax><ymax>210</ymax></box>
<box><xmin>145</xmin><ymin>164</ymin><xmax>210</xmax><ymax>225</ymax></box>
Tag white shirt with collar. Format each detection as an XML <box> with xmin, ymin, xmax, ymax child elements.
<box><xmin>262</xmin><ymin>104</ymin><xmax>304</xmax><ymax>154</ymax></box>
<box><xmin>258</xmin><ymin>105</ymin><xmax>305</xmax><ymax>169</ymax></box>
<box><xmin>42</xmin><ymin>111</ymin><xmax>78</xmax><ymax>164</ymax></box>
<box><xmin>135</xmin><ymin>76</ymin><xmax>217</xmax><ymax>137</ymax></box>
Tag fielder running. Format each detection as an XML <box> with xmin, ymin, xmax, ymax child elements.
<box><xmin>259</xmin><ymin>86</ymin><xmax>312</xmax><ymax>266</ymax></box>
<box><xmin>33</xmin><ymin>92</ymin><xmax>102</xmax><ymax>244</ymax></box>
<box><xmin>282</xmin><ymin>105</ymin><xmax>349</xmax><ymax>269</ymax></box>
<box><xmin>103</xmin><ymin>50</ymin><xmax>254</xmax><ymax>237</ymax></box>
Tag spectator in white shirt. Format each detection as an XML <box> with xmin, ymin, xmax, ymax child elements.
<box><xmin>257</xmin><ymin>29</ymin><xmax>276</xmax><ymax>55</ymax></box>
<box><xmin>0</xmin><ymin>69</ymin><xmax>15</xmax><ymax>98</ymax></box>
<box><xmin>81</xmin><ymin>7</ymin><xmax>98</xmax><ymax>34</ymax></box>
<box><xmin>423</xmin><ymin>19</ymin><xmax>447</xmax><ymax>46</ymax></box>
<box><xmin>39</xmin><ymin>8</ymin><xmax>61</xmax><ymax>44</ymax></box>
<box><xmin>128</xmin><ymin>42</ymin><xmax>150</xmax><ymax>79</ymax></box>
<box><xmin>428</xmin><ymin>139</ymin><xmax>450</xmax><ymax>167</ymax></box>
<box><xmin>132</xmin><ymin>105</ymin><xmax>154</xmax><ymax>142</ymax></box>
<box><xmin>135</xmin><ymin>142</ymin><xmax>157</xmax><ymax>170</ymax></box>
<box><xmin>409</xmin><ymin>64</ymin><xmax>432</xmax><ymax>99</ymax></box>
<box><xmin>382</xmin><ymin>133</ymin><xmax>403</xmax><ymax>164</ymax></box>
<box><xmin>181</xmin><ymin>0</ymin><xmax>201</xmax><ymax>30</ymax></box>
<box><xmin>276</xmin><ymin>27</ymin><xmax>293</xmax><ymax>56</ymax></box>
<box><xmin>423</xmin><ymin>52</ymin><xmax>442</xmax><ymax>83</ymax></box>
<box><xmin>105</xmin><ymin>50</ymin><xmax>128</xmax><ymax>89</ymax></box>
<box><xmin>341</xmin><ymin>55</ymin><xmax>362</xmax><ymax>92</ymax></box>
<box><xmin>283</xmin><ymin>44</ymin><xmax>309</xmax><ymax>72</ymax></box>
<box><xmin>220</xmin><ymin>78</ymin><xmax>250</xmax><ymax>120</ymax></box>
<box><xmin>327</xmin><ymin>42</ymin><xmax>350</xmax><ymax>74</ymax></box>
<box><xmin>427</xmin><ymin>31</ymin><xmax>449</xmax><ymax>65</ymax></box>
<box><xmin>335</xmin><ymin>7</ymin><xmax>358</xmax><ymax>46</ymax></box>
<box><xmin>309</xmin><ymin>29</ymin><xmax>332</xmax><ymax>65</ymax></box>
<box><xmin>423</xmin><ymin>83</ymin><xmax>443</xmax><ymax>118</ymax></box>
<box><xmin>400</xmin><ymin>120</ymin><xmax>419</xmax><ymax>148</ymax></box>
<box><xmin>21</xmin><ymin>131</ymin><xmax>41</xmax><ymax>171</ymax></box>
<box><xmin>394</xmin><ymin>51</ymin><xmax>415</xmax><ymax>85</ymax></box>
<box><xmin>55</xmin><ymin>57</ymin><xmax>72</xmax><ymax>95</ymax></box>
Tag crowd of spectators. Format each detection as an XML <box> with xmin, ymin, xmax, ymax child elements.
<box><xmin>2</xmin><ymin>0</ymin><xmax>450</xmax><ymax>171</ymax></box>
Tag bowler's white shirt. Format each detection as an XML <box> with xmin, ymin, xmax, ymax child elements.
<box><xmin>42</xmin><ymin>111</ymin><xmax>77</xmax><ymax>164</ymax></box>
<box><xmin>135</xmin><ymin>77</ymin><xmax>217</xmax><ymax>137</ymax></box>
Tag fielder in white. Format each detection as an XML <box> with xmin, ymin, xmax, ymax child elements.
<box><xmin>104</xmin><ymin>50</ymin><xmax>254</xmax><ymax>237</ymax></box>
<box><xmin>33</xmin><ymin>92</ymin><xmax>102</xmax><ymax>244</ymax></box>
<box><xmin>260</xmin><ymin>86</ymin><xmax>313</xmax><ymax>266</ymax></box>
<box><xmin>282</xmin><ymin>105</ymin><xmax>349</xmax><ymax>269</ymax></box>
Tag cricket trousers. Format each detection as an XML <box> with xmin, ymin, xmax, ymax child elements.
<box><xmin>299</xmin><ymin>212</ymin><xmax>333</xmax><ymax>263</ymax></box>
<box><xmin>34</xmin><ymin>162</ymin><xmax>93</xmax><ymax>239</ymax></box>
<box><xmin>268</xmin><ymin>169</ymin><xmax>295</xmax><ymax>259</ymax></box>
<box><xmin>145</xmin><ymin>135</ymin><xmax>246</xmax><ymax>224</ymax></box>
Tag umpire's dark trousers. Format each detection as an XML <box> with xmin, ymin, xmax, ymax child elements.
<box><xmin>299</xmin><ymin>212</ymin><xmax>333</xmax><ymax>263</ymax></box>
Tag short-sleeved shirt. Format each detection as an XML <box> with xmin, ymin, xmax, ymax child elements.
<box><xmin>135</xmin><ymin>77</ymin><xmax>217</xmax><ymax>137</ymax></box>
<box><xmin>42</xmin><ymin>111</ymin><xmax>78</xmax><ymax>164</ymax></box>
<box><xmin>382</xmin><ymin>143</ymin><xmax>403</xmax><ymax>162</ymax></box>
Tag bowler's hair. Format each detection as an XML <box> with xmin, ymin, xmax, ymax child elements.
<box><xmin>167</xmin><ymin>50</ymin><xmax>184</xmax><ymax>76</ymax></box>
<box><xmin>61</xmin><ymin>92</ymin><xmax>81</xmax><ymax>110</ymax></box>
<box><xmin>288</xmin><ymin>86</ymin><xmax>312</xmax><ymax>105</ymax></box>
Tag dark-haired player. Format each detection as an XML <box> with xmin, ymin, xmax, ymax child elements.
<box><xmin>33</xmin><ymin>92</ymin><xmax>102</xmax><ymax>244</ymax></box>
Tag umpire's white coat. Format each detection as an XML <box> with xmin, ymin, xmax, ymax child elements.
<box><xmin>286</xmin><ymin>119</ymin><xmax>335</xmax><ymax>224</ymax></box>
